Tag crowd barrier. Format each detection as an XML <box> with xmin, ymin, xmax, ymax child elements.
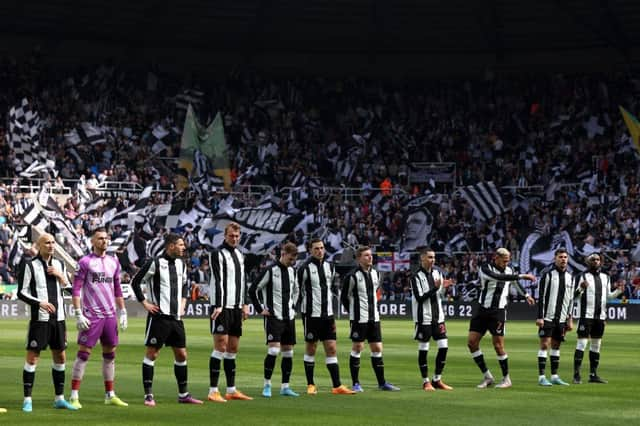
<box><xmin>1</xmin><ymin>300</ymin><xmax>636</xmax><ymax>321</ymax></box>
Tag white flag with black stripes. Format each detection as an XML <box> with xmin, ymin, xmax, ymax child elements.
<box><xmin>459</xmin><ymin>181</ymin><xmax>505</xmax><ymax>222</ymax></box>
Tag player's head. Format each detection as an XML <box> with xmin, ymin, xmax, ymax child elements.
<box><xmin>224</xmin><ymin>222</ymin><xmax>241</xmax><ymax>248</ymax></box>
<box><xmin>554</xmin><ymin>248</ymin><xmax>569</xmax><ymax>271</ymax></box>
<box><xmin>280</xmin><ymin>242</ymin><xmax>298</xmax><ymax>267</ymax></box>
<box><xmin>356</xmin><ymin>245</ymin><xmax>373</xmax><ymax>269</ymax></box>
<box><xmin>585</xmin><ymin>252</ymin><xmax>601</xmax><ymax>271</ymax></box>
<box><xmin>165</xmin><ymin>233</ymin><xmax>185</xmax><ymax>258</ymax></box>
<box><xmin>91</xmin><ymin>227</ymin><xmax>109</xmax><ymax>255</ymax></box>
<box><xmin>309</xmin><ymin>238</ymin><xmax>325</xmax><ymax>261</ymax></box>
<box><xmin>494</xmin><ymin>247</ymin><xmax>511</xmax><ymax>268</ymax></box>
<box><xmin>419</xmin><ymin>248</ymin><xmax>436</xmax><ymax>270</ymax></box>
<box><xmin>36</xmin><ymin>232</ymin><xmax>56</xmax><ymax>259</ymax></box>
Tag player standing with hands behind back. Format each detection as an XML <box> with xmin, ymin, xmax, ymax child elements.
<box><xmin>572</xmin><ymin>253</ymin><xmax>623</xmax><ymax>384</ymax></box>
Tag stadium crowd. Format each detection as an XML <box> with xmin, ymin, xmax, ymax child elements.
<box><xmin>0</xmin><ymin>49</ymin><xmax>639</xmax><ymax>302</ymax></box>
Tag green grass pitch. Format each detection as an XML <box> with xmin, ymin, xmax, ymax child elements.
<box><xmin>0</xmin><ymin>318</ymin><xmax>638</xmax><ymax>425</ymax></box>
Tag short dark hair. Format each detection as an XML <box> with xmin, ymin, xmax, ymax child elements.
<box><xmin>419</xmin><ymin>247</ymin><xmax>434</xmax><ymax>257</ymax></box>
<box><xmin>309</xmin><ymin>238</ymin><xmax>323</xmax><ymax>248</ymax></box>
<box><xmin>165</xmin><ymin>233</ymin><xmax>183</xmax><ymax>247</ymax></box>
<box><xmin>92</xmin><ymin>227</ymin><xmax>108</xmax><ymax>236</ymax></box>
<box><xmin>554</xmin><ymin>248</ymin><xmax>568</xmax><ymax>256</ymax></box>
<box><xmin>356</xmin><ymin>245</ymin><xmax>371</xmax><ymax>258</ymax></box>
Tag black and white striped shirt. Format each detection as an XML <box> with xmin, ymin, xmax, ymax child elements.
<box><xmin>478</xmin><ymin>263</ymin><xmax>527</xmax><ymax>310</ymax></box>
<box><xmin>131</xmin><ymin>255</ymin><xmax>189</xmax><ymax>320</ymax></box>
<box><xmin>341</xmin><ymin>266</ymin><xmax>380</xmax><ymax>323</ymax></box>
<box><xmin>411</xmin><ymin>267</ymin><xmax>446</xmax><ymax>325</ymax></box>
<box><xmin>537</xmin><ymin>265</ymin><xmax>574</xmax><ymax>323</ymax></box>
<box><xmin>17</xmin><ymin>256</ymin><xmax>68</xmax><ymax>322</ymax></box>
<box><xmin>209</xmin><ymin>242</ymin><xmax>246</xmax><ymax>309</ymax></box>
<box><xmin>574</xmin><ymin>270</ymin><xmax>622</xmax><ymax>320</ymax></box>
<box><xmin>297</xmin><ymin>257</ymin><xmax>335</xmax><ymax>318</ymax></box>
<box><xmin>249</xmin><ymin>261</ymin><xmax>299</xmax><ymax>321</ymax></box>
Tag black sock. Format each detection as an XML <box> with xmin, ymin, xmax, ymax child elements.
<box><xmin>349</xmin><ymin>355</ymin><xmax>360</xmax><ymax>385</ymax></box>
<box><xmin>223</xmin><ymin>357</ymin><xmax>236</xmax><ymax>388</ymax></box>
<box><xmin>174</xmin><ymin>363</ymin><xmax>188</xmax><ymax>394</ymax></box>
<box><xmin>23</xmin><ymin>370</ymin><xmax>35</xmax><ymax>397</ymax></box>
<box><xmin>498</xmin><ymin>357</ymin><xmax>509</xmax><ymax>377</ymax></box>
<box><xmin>264</xmin><ymin>354</ymin><xmax>277</xmax><ymax>380</ymax></box>
<box><xmin>281</xmin><ymin>357</ymin><xmax>293</xmax><ymax>384</ymax></box>
<box><xmin>435</xmin><ymin>348</ymin><xmax>448</xmax><ymax>376</ymax></box>
<box><xmin>209</xmin><ymin>356</ymin><xmax>221</xmax><ymax>387</ymax></box>
<box><xmin>472</xmin><ymin>353</ymin><xmax>488</xmax><ymax>374</ymax></box>
<box><xmin>371</xmin><ymin>356</ymin><xmax>386</xmax><ymax>386</ymax></box>
<box><xmin>550</xmin><ymin>355</ymin><xmax>560</xmax><ymax>375</ymax></box>
<box><xmin>304</xmin><ymin>361</ymin><xmax>315</xmax><ymax>385</ymax></box>
<box><xmin>589</xmin><ymin>351</ymin><xmax>600</xmax><ymax>375</ymax></box>
<box><xmin>573</xmin><ymin>349</ymin><xmax>584</xmax><ymax>375</ymax></box>
<box><xmin>418</xmin><ymin>350</ymin><xmax>428</xmax><ymax>379</ymax></box>
<box><xmin>538</xmin><ymin>357</ymin><xmax>547</xmax><ymax>376</ymax></box>
<box><xmin>326</xmin><ymin>362</ymin><xmax>341</xmax><ymax>388</ymax></box>
<box><xmin>52</xmin><ymin>367</ymin><xmax>65</xmax><ymax>396</ymax></box>
<box><xmin>143</xmin><ymin>363</ymin><xmax>154</xmax><ymax>395</ymax></box>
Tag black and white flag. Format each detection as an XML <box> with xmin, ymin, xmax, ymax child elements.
<box><xmin>459</xmin><ymin>181</ymin><xmax>505</xmax><ymax>222</ymax></box>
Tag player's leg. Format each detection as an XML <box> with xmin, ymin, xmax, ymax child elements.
<box><xmin>280</xmin><ymin>343</ymin><xmax>298</xmax><ymax>396</ymax></box>
<box><xmin>143</xmin><ymin>345</ymin><xmax>161</xmax><ymax>406</ymax></box>
<box><xmin>492</xmin><ymin>335</ymin><xmax>511</xmax><ymax>388</ymax></box>
<box><xmin>50</xmin><ymin>322</ymin><xmax>76</xmax><ymax>410</ymax></box>
<box><xmin>538</xmin><ymin>333</ymin><xmax>552</xmax><ymax>385</ymax></box>
<box><xmin>350</xmin><ymin>340</ymin><xmax>364</xmax><ymax>390</ymax></box>
<box><xmin>549</xmin><ymin>335</ymin><xmax>568</xmax><ymax>385</ymax></box>
<box><xmin>588</xmin><ymin>321</ymin><xmax>606</xmax><ymax>383</ymax></box>
<box><xmin>349</xmin><ymin>320</ymin><xmax>365</xmax><ymax>391</ymax></box>
<box><xmin>468</xmin><ymin>313</ymin><xmax>494</xmax><ymax>387</ymax></box>
<box><xmin>415</xmin><ymin>324</ymin><xmax>433</xmax><ymax>390</ymax></box>
<box><xmin>432</xmin><ymin>326</ymin><xmax>452</xmax><ymax>390</ymax></box>
<box><xmin>302</xmin><ymin>316</ymin><xmax>318</xmax><ymax>389</ymax></box>
<box><xmin>573</xmin><ymin>319</ymin><xmax>589</xmax><ymax>384</ymax></box>
<box><xmin>101</xmin><ymin>316</ymin><xmax>126</xmax><ymax>405</ymax></box>
<box><xmin>173</xmin><ymin>331</ymin><xmax>203</xmax><ymax>405</ymax></box>
<box><xmin>369</xmin><ymin>323</ymin><xmax>397</xmax><ymax>391</ymax></box>
<box><xmin>279</xmin><ymin>320</ymin><xmax>298</xmax><ymax>396</ymax></box>
<box><xmin>208</xmin><ymin>310</ymin><xmax>229</xmax><ymax>401</ymax></box>
<box><xmin>71</xmin><ymin>317</ymin><xmax>104</xmax><ymax>405</ymax></box>
<box><xmin>51</xmin><ymin>348</ymin><xmax>76</xmax><ymax>410</ymax></box>
<box><xmin>22</xmin><ymin>349</ymin><xmax>40</xmax><ymax>412</ymax></box>
<box><xmin>263</xmin><ymin>317</ymin><xmax>281</xmax><ymax>398</ymax></box>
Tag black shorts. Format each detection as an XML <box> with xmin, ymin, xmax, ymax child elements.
<box><xmin>210</xmin><ymin>308</ymin><xmax>243</xmax><ymax>337</ymax></box>
<box><xmin>144</xmin><ymin>315</ymin><xmax>186</xmax><ymax>348</ymax></box>
<box><xmin>26</xmin><ymin>320</ymin><xmax>67</xmax><ymax>352</ymax></box>
<box><xmin>349</xmin><ymin>321</ymin><xmax>382</xmax><ymax>343</ymax></box>
<box><xmin>538</xmin><ymin>320</ymin><xmax>567</xmax><ymax>342</ymax></box>
<box><xmin>302</xmin><ymin>316</ymin><xmax>337</xmax><ymax>342</ymax></box>
<box><xmin>469</xmin><ymin>308</ymin><xmax>507</xmax><ymax>336</ymax></box>
<box><xmin>576</xmin><ymin>318</ymin><xmax>605</xmax><ymax>339</ymax></box>
<box><xmin>264</xmin><ymin>317</ymin><xmax>296</xmax><ymax>345</ymax></box>
<box><xmin>414</xmin><ymin>322</ymin><xmax>447</xmax><ymax>342</ymax></box>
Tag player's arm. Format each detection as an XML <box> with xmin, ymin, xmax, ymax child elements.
<box><xmin>536</xmin><ymin>272</ymin><xmax>548</xmax><ymax>321</ymax></box>
<box><xmin>411</xmin><ymin>274</ymin><xmax>431</xmax><ymax>303</ymax></box>
<box><xmin>249</xmin><ymin>268</ymin><xmax>270</xmax><ymax>315</ymax></box>
<box><xmin>131</xmin><ymin>258</ymin><xmax>159</xmax><ymax>314</ymax></box>
<box><xmin>606</xmin><ymin>275</ymin><xmax>624</xmax><ymax>299</ymax></box>
<box><xmin>296</xmin><ymin>265</ymin><xmax>307</xmax><ymax>309</ymax></box>
<box><xmin>16</xmin><ymin>262</ymin><xmax>41</xmax><ymax>307</ymax></box>
<box><xmin>71</xmin><ymin>260</ymin><xmax>92</xmax><ymax>330</ymax></box>
<box><xmin>180</xmin><ymin>263</ymin><xmax>190</xmax><ymax>316</ymax></box>
<box><xmin>291</xmin><ymin>268</ymin><xmax>300</xmax><ymax>315</ymax></box>
<box><xmin>572</xmin><ymin>273</ymin><xmax>585</xmax><ymax>299</ymax></box>
<box><xmin>340</xmin><ymin>273</ymin><xmax>353</xmax><ymax>312</ymax></box>
<box><xmin>208</xmin><ymin>250</ymin><xmax>224</xmax><ymax>309</ymax></box>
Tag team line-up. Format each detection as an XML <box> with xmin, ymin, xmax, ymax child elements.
<box><xmin>12</xmin><ymin>222</ymin><xmax>623</xmax><ymax>412</ymax></box>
